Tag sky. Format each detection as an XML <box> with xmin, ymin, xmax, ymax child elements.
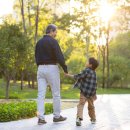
<box><xmin>0</xmin><ymin>0</ymin><xmax>14</xmax><ymax>17</ymax></box>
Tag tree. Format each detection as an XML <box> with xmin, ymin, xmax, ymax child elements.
<box><xmin>13</xmin><ymin>0</ymin><xmax>52</xmax><ymax>88</ymax></box>
<box><xmin>0</xmin><ymin>23</ymin><xmax>30</xmax><ymax>98</ymax></box>
<box><xmin>109</xmin><ymin>31</ymin><xmax>130</xmax><ymax>87</ymax></box>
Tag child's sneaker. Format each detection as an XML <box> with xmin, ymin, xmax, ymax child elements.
<box><xmin>91</xmin><ymin>119</ymin><xmax>96</xmax><ymax>124</ymax></box>
<box><xmin>76</xmin><ymin>117</ymin><xmax>81</xmax><ymax>126</ymax></box>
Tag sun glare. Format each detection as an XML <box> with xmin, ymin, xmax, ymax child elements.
<box><xmin>99</xmin><ymin>0</ymin><xmax>115</xmax><ymax>23</ymax></box>
<box><xmin>0</xmin><ymin>0</ymin><xmax>14</xmax><ymax>17</ymax></box>
<box><xmin>0</xmin><ymin>0</ymin><xmax>14</xmax><ymax>23</ymax></box>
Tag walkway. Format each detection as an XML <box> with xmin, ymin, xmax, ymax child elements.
<box><xmin>0</xmin><ymin>94</ymin><xmax>130</xmax><ymax>130</ymax></box>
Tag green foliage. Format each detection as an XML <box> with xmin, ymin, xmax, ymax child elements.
<box><xmin>67</xmin><ymin>51</ymin><xmax>86</xmax><ymax>74</ymax></box>
<box><xmin>0</xmin><ymin>22</ymin><xmax>31</xmax><ymax>98</ymax></box>
<box><xmin>56</xmin><ymin>13</ymin><xmax>72</xmax><ymax>32</ymax></box>
<box><xmin>0</xmin><ymin>23</ymin><xmax>30</xmax><ymax>73</ymax></box>
<box><xmin>0</xmin><ymin>101</ymin><xmax>53</xmax><ymax>122</ymax></box>
<box><xmin>110</xmin><ymin>31</ymin><xmax>130</xmax><ymax>58</ymax></box>
<box><xmin>108</xmin><ymin>31</ymin><xmax>130</xmax><ymax>86</ymax></box>
<box><xmin>0</xmin><ymin>0</ymin><xmax>130</xmax><ymax>93</ymax></box>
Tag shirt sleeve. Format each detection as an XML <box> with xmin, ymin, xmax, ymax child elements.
<box><xmin>53</xmin><ymin>40</ymin><xmax>68</xmax><ymax>73</ymax></box>
<box><xmin>74</xmin><ymin>68</ymin><xmax>89</xmax><ymax>80</ymax></box>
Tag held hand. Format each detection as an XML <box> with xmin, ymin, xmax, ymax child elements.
<box><xmin>64</xmin><ymin>73</ymin><xmax>74</xmax><ymax>78</ymax></box>
<box><xmin>64</xmin><ymin>73</ymin><xmax>69</xmax><ymax>77</ymax></box>
<box><xmin>64</xmin><ymin>73</ymin><xmax>71</xmax><ymax>77</ymax></box>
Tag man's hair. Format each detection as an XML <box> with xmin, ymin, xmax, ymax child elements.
<box><xmin>89</xmin><ymin>57</ymin><xmax>99</xmax><ymax>70</ymax></box>
<box><xmin>46</xmin><ymin>24</ymin><xmax>57</xmax><ymax>34</ymax></box>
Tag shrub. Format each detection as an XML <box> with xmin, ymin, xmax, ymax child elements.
<box><xmin>0</xmin><ymin>101</ymin><xmax>53</xmax><ymax>122</ymax></box>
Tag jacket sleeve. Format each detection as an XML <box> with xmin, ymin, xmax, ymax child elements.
<box><xmin>74</xmin><ymin>69</ymin><xmax>89</xmax><ymax>80</ymax></box>
<box><xmin>53</xmin><ymin>40</ymin><xmax>68</xmax><ymax>73</ymax></box>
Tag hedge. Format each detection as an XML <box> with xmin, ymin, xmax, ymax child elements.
<box><xmin>0</xmin><ymin>101</ymin><xmax>53</xmax><ymax>122</ymax></box>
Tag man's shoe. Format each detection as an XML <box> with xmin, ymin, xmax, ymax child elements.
<box><xmin>76</xmin><ymin>117</ymin><xmax>81</xmax><ymax>126</ymax></box>
<box><xmin>38</xmin><ymin>118</ymin><xmax>47</xmax><ymax>125</ymax></box>
<box><xmin>53</xmin><ymin>116</ymin><xmax>67</xmax><ymax>122</ymax></box>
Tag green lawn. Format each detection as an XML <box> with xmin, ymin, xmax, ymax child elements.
<box><xmin>0</xmin><ymin>79</ymin><xmax>130</xmax><ymax>99</ymax></box>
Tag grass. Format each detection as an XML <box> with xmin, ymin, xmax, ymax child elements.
<box><xmin>0</xmin><ymin>79</ymin><xmax>130</xmax><ymax>99</ymax></box>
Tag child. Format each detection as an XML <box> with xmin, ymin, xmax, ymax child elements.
<box><xmin>65</xmin><ymin>57</ymin><xmax>99</xmax><ymax>126</ymax></box>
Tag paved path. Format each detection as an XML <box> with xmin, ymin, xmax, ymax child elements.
<box><xmin>0</xmin><ymin>94</ymin><xmax>130</xmax><ymax>130</ymax></box>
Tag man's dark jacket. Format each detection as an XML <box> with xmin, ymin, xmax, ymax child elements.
<box><xmin>35</xmin><ymin>35</ymin><xmax>68</xmax><ymax>73</ymax></box>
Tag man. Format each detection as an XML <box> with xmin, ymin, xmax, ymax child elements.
<box><xmin>35</xmin><ymin>24</ymin><xmax>68</xmax><ymax>125</ymax></box>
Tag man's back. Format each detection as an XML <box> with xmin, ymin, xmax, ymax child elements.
<box><xmin>35</xmin><ymin>35</ymin><xmax>57</xmax><ymax>65</ymax></box>
<box><xmin>35</xmin><ymin>34</ymin><xmax>68</xmax><ymax>73</ymax></box>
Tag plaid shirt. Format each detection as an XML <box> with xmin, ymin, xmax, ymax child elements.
<box><xmin>73</xmin><ymin>67</ymin><xmax>97</xmax><ymax>98</ymax></box>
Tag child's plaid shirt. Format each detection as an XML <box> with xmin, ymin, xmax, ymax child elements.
<box><xmin>73</xmin><ymin>67</ymin><xmax>97</xmax><ymax>98</ymax></box>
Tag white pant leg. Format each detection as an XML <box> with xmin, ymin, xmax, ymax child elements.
<box><xmin>37</xmin><ymin>66</ymin><xmax>47</xmax><ymax>119</ymax></box>
<box><xmin>46</xmin><ymin>65</ymin><xmax>61</xmax><ymax>118</ymax></box>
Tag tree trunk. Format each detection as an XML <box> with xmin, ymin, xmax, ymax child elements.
<box><xmin>28</xmin><ymin>80</ymin><xmax>31</xmax><ymax>88</ymax></box>
<box><xmin>106</xmin><ymin>22</ymin><xmax>110</xmax><ymax>88</ymax></box>
<box><xmin>98</xmin><ymin>45</ymin><xmax>106</xmax><ymax>88</ymax></box>
<box><xmin>21</xmin><ymin>71</ymin><xmax>24</xmax><ymax>90</ymax></box>
<box><xmin>28</xmin><ymin>73</ymin><xmax>31</xmax><ymax>88</ymax></box>
<box><xmin>28</xmin><ymin>0</ymin><xmax>31</xmax><ymax>27</ymax></box>
<box><xmin>13</xmin><ymin>76</ymin><xmax>16</xmax><ymax>84</ymax></box>
<box><xmin>31</xmin><ymin>74</ymin><xmax>35</xmax><ymax>89</ymax></box>
<box><xmin>102</xmin><ymin>47</ymin><xmax>106</xmax><ymax>88</ymax></box>
<box><xmin>86</xmin><ymin>34</ymin><xmax>90</xmax><ymax>60</ymax></box>
<box><xmin>34</xmin><ymin>0</ymin><xmax>39</xmax><ymax>44</ymax></box>
<box><xmin>19</xmin><ymin>0</ymin><xmax>26</xmax><ymax>33</ymax></box>
<box><xmin>53</xmin><ymin>0</ymin><xmax>57</xmax><ymax>23</ymax></box>
<box><xmin>6</xmin><ymin>79</ymin><xmax>10</xmax><ymax>99</ymax></box>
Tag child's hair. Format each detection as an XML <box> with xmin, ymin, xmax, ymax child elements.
<box><xmin>89</xmin><ymin>57</ymin><xmax>99</xmax><ymax>70</ymax></box>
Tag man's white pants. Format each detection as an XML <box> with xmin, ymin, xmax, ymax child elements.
<box><xmin>37</xmin><ymin>65</ymin><xmax>61</xmax><ymax>119</ymax></box>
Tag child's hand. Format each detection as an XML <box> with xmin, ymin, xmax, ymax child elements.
<box><xmin>64</xmin><ymin>73</ymin><xmax>68</xmax><ymax>76</ymax></box>
<box><xmin>64</xmin><ymin>73</ymin><xmax>74</xmax><ymax>78</ymax></box>
<box><xmin>93</xmin><ymin>95</ymin><xmax>97</xmax><ymax>101</ymax></box>
<box><xmin>64</xmin><ymin>73</ymin><xmax>69</xmax><ymax>77</ymax></box>
<box><xmin>64</xmin><ymin>73</ymin><xmax>70</xmax><ymax>77</ymax></box>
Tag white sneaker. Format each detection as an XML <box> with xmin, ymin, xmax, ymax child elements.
<box><xmin>91</xmin><ymin>120</ymin><xmax>96</xmax><ymax>124</ymax></box>
<box><xmin>76</xmin><ymin>117</ymin><xmax>81</xmax><ymax>126</ymax></box>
